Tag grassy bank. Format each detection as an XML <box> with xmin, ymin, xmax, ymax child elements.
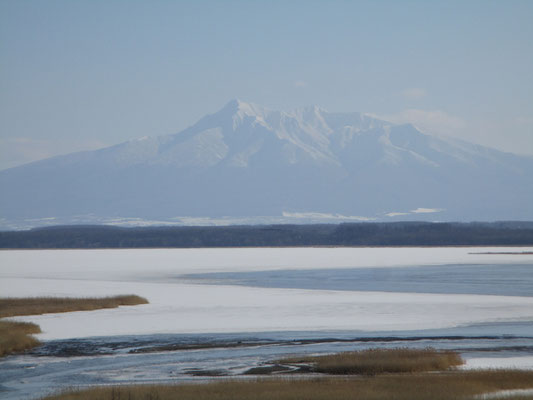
<box><xmin>278</xmin><ymin>347</ymin><xmax>464</xmax><ymax>375</ymax></box>
<box><xmin>0</xmin><ymin>320</ymin><xmax>41</xmax><ymax>356</ymax></box>
<box><xmin>0</xmin><ymin>295</ymin><xmax>148</xmax><ymax>357</ymax></box>
<box><xmin>0</xmin><ymin>295</ymin><xmax>148</xmax><ymax>318</ymax></box>
<box><xmin>42</xmin><ymin>370</ymin><xmax>533</xmax><ymax>400</ymax></box>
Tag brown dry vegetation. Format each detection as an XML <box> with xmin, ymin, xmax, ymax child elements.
<box><xmin>0</xmin><ymin>320</ymin><xmax>41</xmax><ymax>356</ymax></box>
<box><xmin>279</xmin><ymin>347</ymin><xmax>464</xmax><ymax>375</ymax></box>
<box><xmin>0</xmin><ymin>295</ymin><xmax>148</xmax><ymax>318</ymax></box>
<box><xmin>42</xmin><ymin>370</ymin><xmax>533</xmax><ymax>400</ymax></box>
<box><xmin>0</xmin><ymin>295</ymin><xmax>148</xmax><ymax>357</ymax></box>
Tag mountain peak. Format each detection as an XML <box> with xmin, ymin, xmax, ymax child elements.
<box><xmin>224</xmin><ymin>98</ymin><xmax>246</xmax><ymax>109</ymax></box>
<box><xmin>1</xmin><ymin>99</ymin><xmax>533</xmax><ymax>226</ymax></box>
<box><xmin>222</xmin><ymin>98</ymin><xmax>261</xmax><ymax>113</ymax></box>
<box><xmin>217</xmin><ymin>99</ymin><xmax>270</xmax><ymax>130</ymax></box>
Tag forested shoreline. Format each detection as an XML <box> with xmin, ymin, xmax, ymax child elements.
<box><xmin>1</xmin><ymin>221</ymin><xmax>533</xmax><ymax>249</ymax></box>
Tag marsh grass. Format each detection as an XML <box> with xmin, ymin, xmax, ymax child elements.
<box><xmin>279</xmin><ymin>347</ymin><xmax>464</xmax><ymax>375</ymax></box>
<box><xmin>0</xmin><ymin>295</ymin><xmax>148</xmax><ymax>318</ymax></box>
<box><xmin>0</xmin><ymin>320</ymin><xmax>41</xmax><ymax>356</ymax></box>
<box><xmin>42</xmin><ymin>370</ymin><xmax>533</xmax><ymax>400</ymax></box>
<box><xmin>0</xmin><ymin>295</ymin><xmax>148</xmax><ymax>356</ymax></box>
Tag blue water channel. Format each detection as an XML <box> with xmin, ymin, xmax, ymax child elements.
<box><xmin>182</xmin><ymin>263</ymin><xmax>533</xmax><ymax>297</ymax></box>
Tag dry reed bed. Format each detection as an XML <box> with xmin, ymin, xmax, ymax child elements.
<box><xmin>0</xmin><ymin>320</ymin><xmax>41</xmax><ymax>356</ymax></box>
<box><xmin>0</xmin><ymin>295</ymin><xmax>148</xmax><ymax>356</ymax></box>
<box><xmin>0</xmin><ymin>295</ymin><xmax>148</xmax><ymax>318</ymax></box>
<box><xmin>42</xmin><ymin>370</ymin><xmax>533</xmax><ymax>400</ymax></box>
<box><xmin>279</xmin><ymin>347</ymin><xmax>464</xmax><ymax>375</ymax></box>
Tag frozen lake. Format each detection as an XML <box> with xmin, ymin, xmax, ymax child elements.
<box><xmin>183</xmin><ymin>263</ymin><xmax>533</xmax><ymax>296</ymax></box>
<box><xmin>1</xmin><ymin>247</ymin><xmax>532</xmax><ymax>399</ymax></box>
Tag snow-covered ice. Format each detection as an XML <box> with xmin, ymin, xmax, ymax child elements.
<box><xmin>476</xmin><ymin>389</ymin><xmax>533</xmax><ymax>399</ymax></box>
<box><xmin>5</xmin><ymin>278</ymin><xmax>533</xmax><ymax>340</ymax></box>
<box><xmin>1</xmin><ymin>247</ymin><xmax>532</xmax><ymax>340</ymax></box>
<box><xmin>1</xmin><ymin>247</ymin><xmax>533</xmax><ymax>400</ymax></box>
<box><xmin>1</xmin><ymin>246</ymin><xmax>531</xmax><ymax>277</ymax></box>
<box><xmin>464</xmin><ymin>356</ymin><xmax>533</xmax><ymax>370</ymax></box>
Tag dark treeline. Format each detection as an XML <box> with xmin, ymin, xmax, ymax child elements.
<box><xmin>1</xmin><ymin>221</ymin><xmax>533</xmax><ymax>248</ymax></box>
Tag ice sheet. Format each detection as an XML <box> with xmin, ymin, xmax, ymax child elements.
<box><xmin>477</xmin><ymin>389</ymin><xmax>533</xmax><ymax>399</ymax></box>
<box><xmin>464</xmin><ymin>356</ymin><xmax>533</xmax><ymax>370</ymax></box>
<box><xmin>1</xmin><ymin>247</ymin><xmax>532</xmax><ymax>278</ymax></box>
<box><xmin>1</xmin><ymin>247</ymin><xmax>532</xmax><ymax>340</ymax></box>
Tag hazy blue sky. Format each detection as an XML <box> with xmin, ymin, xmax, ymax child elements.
<box><xmin>1</xmin><ymin>0</ymin><xmax>532</xmax><ymax>170</ymax></box>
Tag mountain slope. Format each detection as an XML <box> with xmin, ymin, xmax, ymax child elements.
<box><xmin>1</xmin><ymin>99</ymin><xmax>532</xmax><ymax>228</ymax></box>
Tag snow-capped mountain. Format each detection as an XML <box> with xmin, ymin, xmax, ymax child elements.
<box><xmin>1</xmin><ymin>99</ymin><xmax>532</xmax><ymax>229</ymax></box>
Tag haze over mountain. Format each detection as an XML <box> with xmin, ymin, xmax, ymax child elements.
<box><xmin>1</xmin><ymin>99</ymin><xmax>532</xmax><ymax>229</ymax></box>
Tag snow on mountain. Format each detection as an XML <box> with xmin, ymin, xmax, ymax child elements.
<box><xmin>1</xmin><ymin>99</ymin><xmax>532</xmax><ymax>229</ymax></box>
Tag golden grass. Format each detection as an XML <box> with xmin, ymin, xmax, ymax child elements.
<box><xmin>279</xmin><ymin>347</ymin><xmax>464</xmax><ymax>375</ymax></box>
<box><xmin>0</xmin><ymin>320</ymin><xmax>41</xmax><ymax>356</ymax></box>
<box><xmin>0</xmin><ymin>295</ymin><xmax>148</xmax><ymax>357</ymax></box>
<box><xmin>0</xmin><ymin>295</ymin><xmax>148</xmax><ymax>318</ymax></box>
<box><xmin>42</xmin><ymin>370</ymin><xmax>533</xmax><ymax>400</ymax></box>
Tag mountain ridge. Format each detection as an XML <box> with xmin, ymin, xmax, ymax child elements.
<box><xmin>1</xmin><ymin>99</ymin><xmax>532</xmax><ymax>229</ymax></box>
